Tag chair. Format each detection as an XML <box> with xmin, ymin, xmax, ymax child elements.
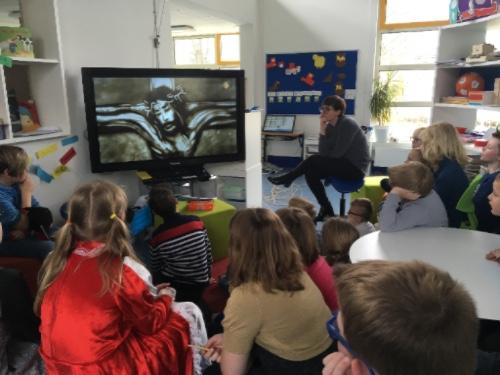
<box><xmin>324</xmin><ymin>177</ymin><xmax>365</xmax><ymax>216</ymax></box>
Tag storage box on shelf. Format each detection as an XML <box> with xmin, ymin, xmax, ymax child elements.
<box><xmin>0</xmin><ymin>0</ymin><xmax>70</xmax><ymax>144</ymax></box>
<box><xmin>432</xmin><ymin>13</ymin><xmax>500</xmax><ymax>130</ymax></box>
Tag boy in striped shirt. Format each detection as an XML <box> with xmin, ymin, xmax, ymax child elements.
<box><xmin>148</xmin><ymin>184</ymin><xmax>212</xmax><ymax>305</ymax></box>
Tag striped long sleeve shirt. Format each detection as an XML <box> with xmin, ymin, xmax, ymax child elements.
<box><xmin>149</xmin><ymin>213</ymin><xmax>212</xmax><ymax>285</ymax></box>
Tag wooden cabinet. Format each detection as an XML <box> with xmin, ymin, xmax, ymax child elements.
<box><xmin>0</xmin><ymin>0</ymin><xmax>70</xmax><ymax>143</ymax></box>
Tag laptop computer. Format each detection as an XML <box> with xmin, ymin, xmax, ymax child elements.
<box><xmin>263</xmin><ymin>114</ymin><xmax>296</xmax><ymax>133</ymax></box>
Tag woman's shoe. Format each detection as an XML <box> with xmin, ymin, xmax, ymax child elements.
<box><xmin>267</xmin><ymin>174</ymin><xmax>292</xmax><ymax>188</ymax></box>
<box><xmin>315</xmin><ymin>206</ymin><xmax>335</xmax><ymax>223</ymax></box>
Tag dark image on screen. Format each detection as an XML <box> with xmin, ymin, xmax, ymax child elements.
<box><xmin>93</xmin><ymin>76</ymin><xmax>238</xmax><ymax>164</ymax></box>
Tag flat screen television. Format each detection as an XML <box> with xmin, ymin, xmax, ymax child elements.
<box><xmin>81</xmin><ymin>67</ymin><xmax>245</xmax><ymax>178</ymax></box>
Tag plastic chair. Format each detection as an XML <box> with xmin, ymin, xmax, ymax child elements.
<box><xmin>324</xmin><ymin>177</ymin><xmax>365</xmax><ymax>216</ymax></box>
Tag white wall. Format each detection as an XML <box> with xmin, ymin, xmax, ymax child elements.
<box><xmin>21</xmin><ymin>0</ymin><xmax>174</xmax><ymax>217</ymax></box>
<box><xmin>22</xmin><ymin>0</ymin><xmax>378</xmax><ymax>214</ymax></box>
<box><xmin>256</xmin><ymin>0</ymin><xmax>379</xmax><ymax>156</ymax></box>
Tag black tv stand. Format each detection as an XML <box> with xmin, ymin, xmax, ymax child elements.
<box><xmin>144</xmin><ymin>164</ymin><xmax>211</xmax><ymax>184</ymax></box>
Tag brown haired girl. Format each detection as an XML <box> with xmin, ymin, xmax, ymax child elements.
<box><xmin>35</xmin><ymin>180</ymin><xmax>193</xmax><ymax>374</ymax></box>
<box><xmin>204</xmin><ymin>208</ymin><xmax>333</xmax><ymax>374</ymax></box>
<box><xmin>276</xmin><ymin>207</ymin><xmax>338</xmax><ymax>311</ymax></box>
<box><xmin>322</xmin><ymin>217</ymin><xmax>359</xmax><ymax>265</ymax></box>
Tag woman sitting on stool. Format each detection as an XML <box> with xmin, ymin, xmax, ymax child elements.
<box><xmin>268</xmin><ymin>95</ymin><xmax>370</xmax><ymax>222</ymax></box>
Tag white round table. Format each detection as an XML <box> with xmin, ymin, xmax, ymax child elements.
<box><xmin>350</xmin><ymin>227</ymin><xmax>500</xmax><ymax>320</ymax></box>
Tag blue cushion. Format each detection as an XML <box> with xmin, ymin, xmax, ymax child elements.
<box><xmin>325</xmin><ymin>177</ymin><xmax>364</xmax><ymax>193</ymax></box>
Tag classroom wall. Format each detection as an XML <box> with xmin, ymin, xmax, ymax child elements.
<box><xmin>21</xmin><ymin>0</ymin><xmax>174</xmax><ymax>218</ymax></box>
<box><xmin>256</xmin><ymin>0</ymin><xmax>379</xmax><ymax>157</ymax></box>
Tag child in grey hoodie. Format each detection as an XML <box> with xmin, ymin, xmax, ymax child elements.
<box><xmin>379</xmin><ymin>161</ymin><xmax>448</xmax><ymax>232</ymax></box>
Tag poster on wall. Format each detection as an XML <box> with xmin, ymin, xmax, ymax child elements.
<box><xmin>266</xmin><ymin>50</ymin><xmax>358</xmax><ymax>115</ymax></box>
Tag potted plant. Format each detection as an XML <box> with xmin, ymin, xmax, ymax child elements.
<box><xmin>370</xmin><ymin>74</ymin><xmax>396</xmax><ymax>143</ymax></box>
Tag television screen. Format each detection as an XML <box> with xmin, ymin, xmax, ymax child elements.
<box><xmin>82</xmin><ymin>68</ymin><xmax>245</xmax><ymax>174</ymax></box>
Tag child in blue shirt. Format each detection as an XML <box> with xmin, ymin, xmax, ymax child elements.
<box><xmin>0</xmin><ymin>145</ymin><xmax>52</xmax><ymax>259</ymax></box>
<box><xmin>379</xmin><ymin>161</ymin><xmax>448</xmax><ymax>232</ymax></box>
<box><xmin>473</xmin><ymin>131</ymin><xmax>500</xmax><ymax>233</ymax></box>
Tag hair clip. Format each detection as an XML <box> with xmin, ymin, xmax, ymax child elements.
<box><xmin>110</xmin><ymin>213</ymin><xmax>117</xmax><ymax>220</ymax></box>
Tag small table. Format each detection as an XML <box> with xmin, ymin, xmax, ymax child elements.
<box><xmin>350</xmin><ymin>228</ymin><xmax>500</xmax><ymax>320</ymax></box>
<box><xmin>262</xmin><ymin>131</ymin><xmax>304</xmax><ymax>162</ymax></box>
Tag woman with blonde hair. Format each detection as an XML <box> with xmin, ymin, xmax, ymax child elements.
<box><xmin>35</xmin><ymin>180</ymin><xmax>193</xmax><ymax>374</ymax></box>
<box><xmin>276</xmin><ymin>207</ymin><xmax>338</xmax><ymax>311</ymax></box>
<box><xmin>420</xmin><ymin>122</ymin><xmax>469</xmax><ymax>227</ymax></box>
<box><xmin>204</xmin><ymin>208</ymin><xmax>333</xmax><ymax>374</ymax></box>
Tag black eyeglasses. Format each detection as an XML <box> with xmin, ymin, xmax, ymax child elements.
<box><xmin>326</xmin><ymin>311</ymin><xmax>376</xmax><ymax>375</ymax></box>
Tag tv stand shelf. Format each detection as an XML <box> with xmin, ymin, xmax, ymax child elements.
<box><xmin>141</xmin><ymin>165</ymin><xmax>212</xmax><ymax>185</ymax></box>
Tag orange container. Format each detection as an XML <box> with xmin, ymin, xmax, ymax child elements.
<box><xmin>187</xmin><ymin>200</ymin><xmax>214</xmax><ymax>211</ymax></box>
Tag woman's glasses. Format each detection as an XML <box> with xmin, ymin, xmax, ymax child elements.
<box><xmin>326</xmin><ymin>311</ymin><xmax>376</xmax><ymax>375</ymax></box>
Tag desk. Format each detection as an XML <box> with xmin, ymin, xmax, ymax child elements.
<box><xmin>350</xmin><ymin>228</ymin><xmax>500</xmax><ymax>320</ymax></box>
<box><xmin>262</xmin><ymin>131</ymin><xmax>304</xmax><ymax>161</ymax></box>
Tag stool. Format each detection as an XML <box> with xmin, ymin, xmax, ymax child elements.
<box><xmin>324</xmin><ymin>177</ymin><xmax>364</xmax><ymax>216</ymax></box>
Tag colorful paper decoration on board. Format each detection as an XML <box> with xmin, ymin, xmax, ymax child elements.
<box><xmin>266</xmin><ymin>50</ymin><xmax>358</xmax><ymax>115</ymax></box>
<box><xmin>59</xmin><ymin>147</ymin><xmax>76</xmax><ymax>165</ymax></box>
<box><xmin>35</xmin><ymin>143</ymin><xmax>58</xmax><ymax>159</ymax></box>
<box><xmin>30</xmin><ymin>135</ymin><xmax>80</xmax><ymax>183</ymax></box>
<box><xmin>61</xmin><ymin>135</ymin><xmax>79</xmax><ymax>146</ymax></box>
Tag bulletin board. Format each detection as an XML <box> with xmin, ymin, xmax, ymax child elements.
<box><xmin>266</xmin><ymin>50</ymin><xmax>358</xmax><ymax>115</ymax></box>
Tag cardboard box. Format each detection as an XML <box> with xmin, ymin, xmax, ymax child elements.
<box><xmin>471</xmin><ymin>43</ymin><xmax>495</xmax><ymax>57</ymax></box>
<box><xmin>468</xmin><ymin>90</ymin><xmax>495</xmax><ymax>105</ymax></box>
<box><xmin>0</xmin><ymin>27</ymin><xmax>34</xmax><ymax>58</ymax></box>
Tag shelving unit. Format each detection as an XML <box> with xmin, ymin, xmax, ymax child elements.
<box><xmin>0</xmin><ymin>0</ymin><xmax>70</xmax><ymax>143</ymax></box>
<box><xmin>432</xmin><ymin>13</ymin><xmax>500</xmax><ymax>128</ymax></box>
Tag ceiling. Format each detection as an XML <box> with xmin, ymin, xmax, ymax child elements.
<box><xmin>169</xmin><ymin>0</ymin><xmax>239</xmax><ymax>37</ymax></box>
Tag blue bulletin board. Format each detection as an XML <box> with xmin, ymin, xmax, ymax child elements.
<box><xmin>266</xmin><ymin>50</ymin><xmax>358</xmax><ymax>115</ymax></box>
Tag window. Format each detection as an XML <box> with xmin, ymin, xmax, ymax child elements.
<box><xmin>375</xmin><ymin>0</ymin><xmax>449</xmax><ymax>142</ymax></box>
<box><xmin>174</xmin><ymin>33</ymin><xmax>240</xmax><ymax>67</ymax></box>
<box><xmin>174</xmin><ymin>37</ymin><xmax>216</xmax><ymax>65</ymax></box>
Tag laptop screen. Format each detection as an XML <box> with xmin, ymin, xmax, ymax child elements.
<box><xmin>263</xmin><ymin>115</ymin><xmax>296</xmax><ymax>133</ymax></box>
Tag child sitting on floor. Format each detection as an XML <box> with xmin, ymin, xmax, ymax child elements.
<box><xmin>288</xmin><ymin>196</ymin><xmax>317</xmax><ymax>219</ymax></box>
<box><xmin>322</xmin><ymin>217</ymin><xmax>359</xmax><ymax>266</ymax></box>
<box><xmin>322</xmin><ymin>260</ymin><xmax>478</xmax><ymax>375</ymax></box>
<box><xmin>148</xmin><ymin>184</ymin><xmax>212</xmax><ymax>306</ymax></box>
<box><xmin>379</xmin><ymin>161</ymin><xmax>448</xmax><ymax>232</ymax></box>
<box><xmin>347</xmin><ymin>198</ymin><xmax>375</xmax><ymax>237</ymax></box>
<box><xmin>35</xmin><ymin>180</ymin><xmax>193</xmax><ymax>374</ymax></box>
<box><xmin>276</xmin><ymin>207</ymin><xmax>338</xmax><ymax>311</ymax></box>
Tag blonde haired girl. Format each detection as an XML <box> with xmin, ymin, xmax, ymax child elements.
<box><xmin>420</xmin><ymin>122</ymin><xmax>469</xmax><ymax>227</ymax></box>
<box><xmin>35</xmin><ymin>180</ymin><xmax>193</xmax><ymax>374</ymax></box>
<box><xmin>204</xmin><ymin>208</ymin><xmax>333</xmax><ymax>375</ymax></box>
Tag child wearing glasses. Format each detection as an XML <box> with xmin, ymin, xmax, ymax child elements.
<box><xmin>322</xmin><ymin>260</ymin><xmax>478</xmax><ymax>375</ymax></box>
<box><xmin>346</xmin><ymin>198</ymin><xmax>375</xmax><ymax>237</ymax></box>
<box><xmin>379</xmin><ymin>161</ymin><xmax>448</xmax><ymax>232</ymax></box>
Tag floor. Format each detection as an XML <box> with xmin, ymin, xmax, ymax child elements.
<box><xmin>261</xmin><ymin>165</ymin><xmax>345</xmax><ymax>215</ymax></box>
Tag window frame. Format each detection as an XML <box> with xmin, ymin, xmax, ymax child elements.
<box><xmin>378</xmin><ymin>0</ymin><xmax>449</xmax><ymax>31</ymax></box>
<box><xmin>375</xmin><ymin>0</ymin><xmax>450</xmax><ymax>140</ymax></box>
<box><xmin>173</xmin><ymin>33</ymin><xmax>240</xmax><ymax>67</ymax></box>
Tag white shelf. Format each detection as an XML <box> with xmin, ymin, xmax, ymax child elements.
<box><xmin>437</xmin><ymin>60</ymin><xmax>500</xmax><ymax>69</ymax></box>
<box><xmin>0</xmin><ymin>130</ymin><xmax>69</xmax><ymax>145</ymax></box>
<box><xmin>434</xmin><ymin>103</ymin><xmax>500</xmax><ymax>112</ymax></box>
<box><xmin>11</xmin><ymin>57</ymin><xmax>59</xmax><ymax>65</ymax></box>
<box><xmin>442</xmin><ymin>12</ymin><xmax>500</xmax><ymax>30</ymax></box>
